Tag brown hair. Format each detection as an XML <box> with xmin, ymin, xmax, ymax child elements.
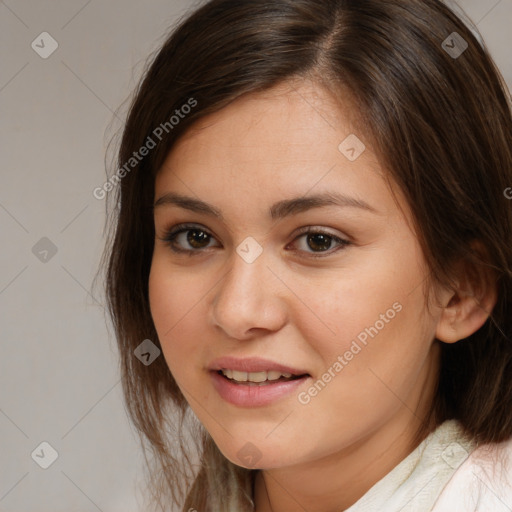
<box><xmin>98</xmin><ymin>0</ymin><xmax>512</xmax><ymax>510</ymax></box>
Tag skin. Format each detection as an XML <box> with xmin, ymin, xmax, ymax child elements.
<box><xmin>148</xmin><ymin>78</ymin><xmax>495</xmax><ymax>512</ymax></box>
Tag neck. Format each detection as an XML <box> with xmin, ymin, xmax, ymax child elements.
<box><xmin>253</xmin><ymin>345</ymin><xmax>441</xmax><ymax>512</ymax></box>
<box><xmin>255</xmin><ymin>413</ymin><xmax>436</xmax><ymax>512</ymax></box>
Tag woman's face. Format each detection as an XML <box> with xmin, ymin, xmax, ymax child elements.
<box><xmin>149</xmin><ymin>79</ymin><xmax>444</xmax><ymax>470</ymax></box>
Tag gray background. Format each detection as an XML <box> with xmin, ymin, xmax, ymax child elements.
<box><xmin>1</xmin><ymin>0</ymin><xmax>511</xmax><ymax>510</ymax></box>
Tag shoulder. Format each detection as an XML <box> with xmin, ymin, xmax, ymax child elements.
<box><xmin>432</xmin><ymin>435</ymin><xmax>512</xmax><ymax>511</ymax></box>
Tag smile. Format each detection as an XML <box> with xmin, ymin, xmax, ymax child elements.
<box><xmin>211</xmin><ymin>369</ymin><xmax>310</xmax><ymax>407</ymax></box>
<box><xmin>218</xmin><ymin>368</ymin><xmax>299</xmax><ymax>384</ymax></box>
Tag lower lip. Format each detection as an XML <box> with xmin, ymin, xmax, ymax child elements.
<box><xmin>210</xmin><ymin>371</ymin><xmax>310</xmax><ymax>407</ymax></box>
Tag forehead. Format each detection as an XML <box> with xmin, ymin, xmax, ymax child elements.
<box><xmin>164</xmin><ymin>79</ymin><xmax>364</xmax><ymax>162</ymax></box>
<box><xmin>154</xmin><ymin>79</ymin><xmax>409</xmax><ymax>226</ymax></box>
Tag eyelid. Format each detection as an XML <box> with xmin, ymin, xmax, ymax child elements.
<box><xmin>159</xmin><ymin>223</ymin><xmax>218</xmax><ymax>244</ymax></box>
<box><xmin>293</xmin><ymin>225</ymin><xmax>350</xmax><ymax>241</ymax></box>
<box><xmin>158</xmin><ymin>222</ymin><xmax>351</xmax><ymax>257</ymax></box>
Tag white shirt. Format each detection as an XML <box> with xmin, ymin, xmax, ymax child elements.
<box><xmin>344</xmin><ymin>419</ymin><xmax>512</xmax><ymax>511</ymax></box>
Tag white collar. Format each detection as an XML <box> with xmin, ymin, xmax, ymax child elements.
<box><xmin>345</xmin><ymin>419</ymin><xmax>476</xmax><ymax>511</ymax></box>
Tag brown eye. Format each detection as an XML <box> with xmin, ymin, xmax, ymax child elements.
<box><xmin>160</xmin><ymin>223</ymin><xmax>350</xmax><ymax>258</ymax></box>
<box><xmin>185</xmin><ymin>229</ymin><xmax>210</xmax><ymax>249</ymax></box>
<box><xmin>290</xmin><ymin>229</ymin><xmax>350</xmax><ymax>258</ymax></box>
<box><xmin>305</xmin><ymin>233</ymin><xmax>334</xmax><ymax>252</ymax></box>
<box><xmin>161</xmin><ymin>224</ymin><xmax>219</xmax><ymax>254</ymax></box>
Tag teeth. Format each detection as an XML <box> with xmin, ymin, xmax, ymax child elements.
<box><xmin>232</xmin><ymin>370</ymin><xmax>247</xmax><ymax>382</ymax></box>
<box><xmin>246</xmin><ymin>371</ymin><xmax>266</xmax><ymax>383</ymax></box>
<box><xmin>222</xmin><ymin>368</ymin><xmax>234</xmax><ymax>379</ymax></box>
<box><xmin>221</xmin><ymin>369</ymin><xmax>295</xmax><ymax>383</ymax></box>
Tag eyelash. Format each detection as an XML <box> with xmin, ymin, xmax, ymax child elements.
<box><xmin>158</xmin><ymin>223</ymin><xmax>351</xmax><ymax>258</ymax></box>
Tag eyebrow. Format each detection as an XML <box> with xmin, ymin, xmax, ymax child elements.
<box><xmin>153</xmin><ymin>191</ymin><xmax>378</xmax><ymax>220</ymax></box>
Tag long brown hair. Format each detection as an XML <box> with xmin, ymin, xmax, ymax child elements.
<box><xmin>98</xmin><ymin>0</ymin><xmax>512</xmax><ymax>510</ymax></box>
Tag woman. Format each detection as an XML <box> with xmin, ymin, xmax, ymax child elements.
<box><xmin>101</xmin><ymin>0</ymin><xmax>512</xmax><ymax>510</ymax></box>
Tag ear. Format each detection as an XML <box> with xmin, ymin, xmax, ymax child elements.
<box><xmin>435</xmin><ymin>242</ymin><xmax>498</xmax><ymax>344</ymax></box>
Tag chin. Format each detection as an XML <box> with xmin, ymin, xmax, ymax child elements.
<box><xmin>215</xmin><ymin>441</ymin><xmax>299</xmax><ymax>470</ymax></box>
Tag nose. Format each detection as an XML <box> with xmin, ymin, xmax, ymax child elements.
<box><xmin>209</xmin><ymin>246</ymin><xmax>288</xmax><ymax>340</ymax></box>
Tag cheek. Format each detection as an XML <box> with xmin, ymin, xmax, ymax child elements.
<box><xmin>293</xmin><ymin>240</ymin><xmax>424</xmax><ymax>358</ymax></box>
<box><xmin>293</xmin><ymin>241</ymin><xmax>434</xmax><ymax>408</ymax></box>
<box><xmin>148</xmin><ymin>258</ymin><xmax>204</xmax><ymax>374</ymax></box>
<box><xmin>312</xmin><ymin>293</ymin><xmax>433</xmax><ymax>424</ymax></box>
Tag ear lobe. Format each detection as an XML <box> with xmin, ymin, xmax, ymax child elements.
<box><xmin>435</xmin><ymin>243</ymin><xmax>498</xmax><ymax>344</ymax></box>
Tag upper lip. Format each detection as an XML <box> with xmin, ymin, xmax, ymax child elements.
<box><xmin>208</xmin><ymin>356</ymin><xmax>309</xmax><ymax>376</ymax></box>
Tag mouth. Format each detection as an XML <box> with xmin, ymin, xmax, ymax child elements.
<box><xmin>216</xmin><ymin>368</ymin><xmax>310</xmax><ymax>386</ymax></box>
<box><xmin>209</xmin><ymin>365</ymin><xmax>311</xmax><ymax>407</ymax></box>
<box><xmin>208</xmin><ymin>356</ymin><xmax>311</xmax><ymax>406</ymax></box>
